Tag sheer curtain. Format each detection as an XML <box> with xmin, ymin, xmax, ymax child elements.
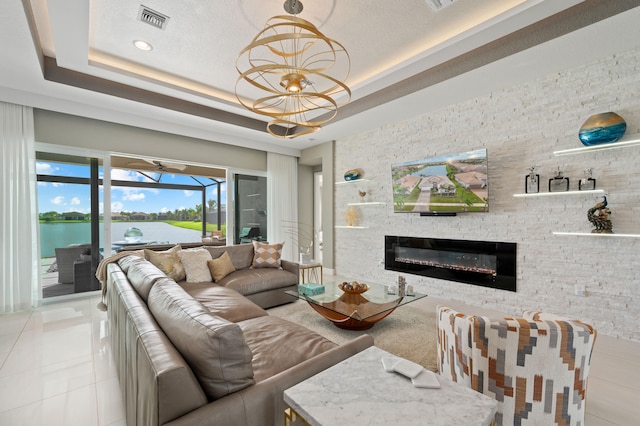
<box><xmin>267</xmin><ymin>152</ymin><xmax>298</xmax><ymax>262</ymax></box>
<box><xmin>0</xmin><ymin>102</ymin><xmax>41</xmax><ymax>313</ymax></box>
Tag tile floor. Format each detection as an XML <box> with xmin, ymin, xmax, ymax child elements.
<box><xmin>0</xmin><ymin>291</ymin><xmax>638</xmax><ymax>425</ymax></box>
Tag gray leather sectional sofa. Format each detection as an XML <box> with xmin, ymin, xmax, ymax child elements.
<box><xmin>104</xmin><ymin>244</ymin><xmax>374</xmax><ymax>425</ymax></box>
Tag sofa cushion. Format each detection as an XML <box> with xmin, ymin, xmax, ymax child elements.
<box><xmin>179</xmin><ymin>282</ymin><xmax>268</xmax><ymax>323</ymax></box>
<box><xmin>207</xmin><ymin>251</ymin><xmax>236</xmax><ymax>282</ymax></box>
<box><xmin>118</xmin><ymin>256</ymin><xmax>167</xmax><ymax>302</ymax></box>
<box><xmin>238</xmin><ymin>315</ymin><xmax>337</xmax><ymax>382</ymax></box>
<box><xmin>144</xmin><ymin>245</ymin><xmax>186</xmax><ymax>281</ymax></box>
<box><xmin>251</xmin><ymin>241</ymin><xmax>283</xmax><ymax>269</ymax></box>
<box><xmin>217</xmin><ymin>268</ymin><xmax>298</xmax><ymax>296</ymax></box>
<box><xmin>147</xmin><ymin>279</ymin><xmax>255</xmax><ymax>400</ymax></box>
<box><xmin>177</xmin><ymin>248</ymin><xmax>213</xmax><ymax>283</ymax></box>
<box><xmin>206</xmin><ymin>244</ymin><xmax>254</xmax><ymax>270</ymax></box>
<box><xmin>114</xmin><ymin>251</ymin><xmax>145</xmax><ymax>273</ymax></box>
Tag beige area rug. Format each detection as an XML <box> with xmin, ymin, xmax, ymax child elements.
<box><xmin>268</xmin><ymin>301</ymin><xmax>438</xmax><ymax>372</ymax></box>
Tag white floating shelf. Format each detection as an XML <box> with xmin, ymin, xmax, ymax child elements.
<box><xmin>347</xmin><ymin>202</ymin><xmax>386</xmax><ymax>206</ymax></box>
<box><xmin>513</xmin><ymin>189</ymin><xmax>604</xmax><ymax>198</ymax></box>
<box><xmin>335</xmin><ymin>179</ymin><xmax>370</xmax><ymax>185</ymax></box>
<box><xmin>335</xmin><ymin>225</ymin><xmax>369</xmax><ymax>229</ymax></box>
<box><xmin>553</xmin><ymin>231</ymin><xmax>640</xmax><ymax>238</ymax></box>
<box><xmin>553</xmin><ymin>135</ymin><xmax>640</xmax><ymax>156</ymax></box>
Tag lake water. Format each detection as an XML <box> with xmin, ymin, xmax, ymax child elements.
<box><xmin>40</xmin><ymin>222</ymin><xmax>203</xmax><ymax>258</ymax></box>
<box><xmin>409</xmin><ymin>164</ymin><xmax>448</xmax><ymax>177</ymax></box>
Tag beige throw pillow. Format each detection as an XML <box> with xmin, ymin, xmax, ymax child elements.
<box><xmin>207</xmin><ymin>251</ymin><xmax>236</xmax><ymax>282</ymax></box>
<box><xmin>178</xmin><ymin>248</ymin><xmax>213</xmax><ymax>282</ymax></box>
<box><xmin>251</xmin><ymin>241</ymin><xmax>283</xmax><ymax>269</ymax></box>
<box><xmin>144</xmin><ymin>245</ymin><xmax>186</xmax><ymax>281</ymax></box>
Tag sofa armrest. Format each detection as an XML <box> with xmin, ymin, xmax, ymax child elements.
<box><xmin>164</xmin><ymin>334</ymin><xmax>374</xmax><ymax>426</ymax></box>
<box><xmin>281</xmin><ymin>259</ymin><xmax>299</xmax><ymax>279</ymax></box>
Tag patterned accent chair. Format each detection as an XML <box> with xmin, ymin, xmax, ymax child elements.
<box><xmin>437</xmin><ymin>306</ymin><xmax>597</xmax><ymax>426</ymax></box>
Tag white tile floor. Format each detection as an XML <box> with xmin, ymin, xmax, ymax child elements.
<box><xmin>0</xmin><ymin>292</ymin><xmax>638</xmax><ymax>425</ymax></box>
<box><xmin>0</xmin><ymin>294</ymin><xmax>125</xmax><ymax>426</ymax></box>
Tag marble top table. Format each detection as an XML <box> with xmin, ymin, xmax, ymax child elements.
<box><xmin>284</xmin><ymin>346</ymin><xmax>497</xmax><ymax>426</ymax></box>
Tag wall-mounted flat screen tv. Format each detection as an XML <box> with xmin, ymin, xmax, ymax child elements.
<box><xmin>391</xmin><ymin>148</ymin><xmax>488</xmax><ymax>214</ymax></box>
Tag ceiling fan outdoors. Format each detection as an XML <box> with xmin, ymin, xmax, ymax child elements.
<box><xmin>126</xmin><ymin>159</ymin><xmax>188</xmax><ymax>173</ymax></box>
<box><xmin>125</xmin><ymin>159</ymin><xmax>189</xmax><ymax>183</ymax></box>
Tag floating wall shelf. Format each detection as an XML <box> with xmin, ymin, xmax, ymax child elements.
<box><xmin>335</xmin><ymin>178</ymin><xmax>370</xmax><ymax>185</ymax></box>
<box><xmin>553</xmin><ymin>231</ymin><xmax>640</xmax><ymax>238</ymax></box>
<box><xmin>513</xmin><ymin>189</ymin><xmax>604</xmax><ymax>198</ymax></box>
<box><xmin>346</xmin><ymin>202</ymin><xmax>386</xmax><ymax>206</ymax></box>
<box><xmin>553</xmin><ymin>134</ymin><xmax>640</xmax><ymax>156</ymax></box>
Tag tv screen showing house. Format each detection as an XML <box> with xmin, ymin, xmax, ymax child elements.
<box><xmin>391</xmin><ymin>148</ymin><xmax>488</xmax><ymax>213</ymax></box>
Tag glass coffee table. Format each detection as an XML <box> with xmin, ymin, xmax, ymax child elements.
<box><xmin>285</xmin><ymin>280</ymin><xmax>427</xmax><ymax>330</ymax></box>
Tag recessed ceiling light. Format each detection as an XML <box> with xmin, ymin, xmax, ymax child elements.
<box><xmin>133</xmin><ymin>40</ymin><xmax>153</xmax><ymax>51</ymax></box>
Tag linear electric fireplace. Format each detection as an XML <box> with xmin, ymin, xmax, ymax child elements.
<box><xmin>385</xmin><ymin>236</ymin><xmax>517</xmax><ymax>292</ymax></box>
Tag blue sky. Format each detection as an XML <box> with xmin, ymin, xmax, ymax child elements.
<box><xmin>36</xmin><ymin>162</ymin><xmax>226</xmax><ymax>214</ymax></box>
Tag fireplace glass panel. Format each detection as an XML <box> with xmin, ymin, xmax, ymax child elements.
<box><xmin>385</xmin><ymin>236</ymin><xmax>516</xmax><ymax>292</ymax></box>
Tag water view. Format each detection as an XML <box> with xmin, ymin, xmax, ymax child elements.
<box><xmin>40</xmin><ymin>222</ymin><xmax>203</xmax><ymax>258</ymax></box>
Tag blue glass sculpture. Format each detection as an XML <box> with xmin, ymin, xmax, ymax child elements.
<box><xmin>344</xmin><ymin>169</ymin><xmax>361</xmax><ymax>181</ymax></box>
<box><xmin>578</xmin><ymin>112</ymin><xmax>626</xmax><ymax>146</ymax></box>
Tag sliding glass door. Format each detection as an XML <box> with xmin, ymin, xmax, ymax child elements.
<box><xmin>36</xmin><ymin>152</ymin><xmax>103</xmax><ymax>299</ymax></box>
<box><xmin>234</xmin><ymin>174</ymin><xmax>267</xmax><ymax>244</ymax></box>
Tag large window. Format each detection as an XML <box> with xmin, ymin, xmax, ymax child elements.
<box><xmin>37</xmin><ymin>152</ymin><xmax>226</xmax><ymax>298</ymax></box>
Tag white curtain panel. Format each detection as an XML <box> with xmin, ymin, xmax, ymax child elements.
<box><xmin>0</xmin><ymin>102</ymin><xmax>41</xmax><ymax>313</ymax></box>
<box><xmin>267</xmin><ymin>152</ymin><xmax>298</xmax><ymax>262</ymax></box>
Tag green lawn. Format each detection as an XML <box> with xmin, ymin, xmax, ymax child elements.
<box><xmin>165</xmin><ymin>220</ymin><xmax>226</xmax><ymax>235</ymax></box>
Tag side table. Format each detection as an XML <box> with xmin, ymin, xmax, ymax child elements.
<box><xmin>284</xmin><ymin>346</ymin><xmax>497</xmax><ymax>426</ymax></box>
<box><xmin>299</xmin><ymin>262</ymin><xmax>322</xmax><ymax>284</ymax></box>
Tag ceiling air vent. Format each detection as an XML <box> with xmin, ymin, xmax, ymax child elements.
<box><xmin>426</xmin><ymin>0</ymin><xmax>457</xmax><ymax>12</ymax></box>
<box><xmin>138</xmin><ymin>5</ymin><xmax>169</xmax><ymax>30</ymax></box>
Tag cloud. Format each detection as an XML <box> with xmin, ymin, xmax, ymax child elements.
<box><xmin>52</xmin><ymin>196</ymin><xmax>64</xmax><ymax>205</ymax></box>
<box><xmin>184</xmin><ymin>190</ymin><xmax>194</xmax><ymax>197</ymax></box>
<box><xmin>70</xmin><ymin>197</ymin><xmax>81</xmax><ymax>205</ymax></box>
<box><xmin>160</xmin><ymin>207</ymin><xmax>168</xmax><ymax>213</ymax></box>
<box><xmin>36</xmin><ymin>162</ymin><xmax>55</xmax><ymax>174</ymax></box>
<box><xmin>112</xmin><ymin>201</ymin><xmax>124</xmax><ymax>211</ymax></box>
<box><xmin>124</xmin><ymin>192</ymin><xmax>145</xmax><ymax>201</ymax></box>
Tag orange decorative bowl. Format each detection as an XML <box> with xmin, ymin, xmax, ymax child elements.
<box><xmin>338</xmin><ymin>281</ymin><xmax>370</xmax><ymax>294</ymax></box>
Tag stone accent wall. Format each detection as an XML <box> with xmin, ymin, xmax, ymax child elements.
<box><xmin>334</xmin><ymin>46</ymin><xmax>640</xmax><ymax>341</ymax></box>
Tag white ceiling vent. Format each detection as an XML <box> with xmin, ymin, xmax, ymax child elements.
<box><xmin>426</xmin><ymin>0</ymin><xmax>457</xmax><ymax>12</ymax></box>
<box><xmin>138</xmin><ymin>5</ymin><xmax>169</xmax><ymax>30</ymax></box>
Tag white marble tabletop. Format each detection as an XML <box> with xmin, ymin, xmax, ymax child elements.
<box><xmin>284</xmin><ymin>346</ymin><xmax>497</xmax><ymax>426</ymax></box>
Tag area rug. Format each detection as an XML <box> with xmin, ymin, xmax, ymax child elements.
<box><xmin>268</xmin><ymin>301</ymin><xmax>438</xmax><ymax>371</ymax></box>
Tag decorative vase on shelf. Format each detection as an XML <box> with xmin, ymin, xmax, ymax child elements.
<box><xmin>578</xmin><ymin>112</ymin><xmax>627</xmax><ymax>146</ymax></box>
<box><xmin>525</xmin><ymin>166</ymin><xmax>539</xmax><ymax>194</ymax></box>
<box><xmin>578</xmin><ymin>168</ymin><xmax>596</xmax><ymax>191</ymax></box>
<box><xmin>344</xmin><ymin>169</ymin><xmax>361</xmax><ymax>181</ymax></box>
<box><xmin>548</xmin><ymin>167</ymin><xmax>569</xmax><ymax>192</ymax></box>
<box><xmin>344</xmin><ymin>206</ymin><xmax>358</xmax><ymax>226</ymax></box>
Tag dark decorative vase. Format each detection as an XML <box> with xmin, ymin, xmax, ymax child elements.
<box><xmin>578</xmin><ymin>112</ymin><xmax>626</xmax><ymax>146</ymax></box>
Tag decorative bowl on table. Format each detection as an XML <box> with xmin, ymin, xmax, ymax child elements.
<box><xmin>338</xmin><ymin>281</ymin><xmax>370</xmax><ymax>294</ymax></box>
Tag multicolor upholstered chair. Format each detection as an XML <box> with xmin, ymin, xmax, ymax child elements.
<box><xmin>436</xmin><ymin>306</ymin><xmax>597</xmax><ymax>426</ymax></box>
